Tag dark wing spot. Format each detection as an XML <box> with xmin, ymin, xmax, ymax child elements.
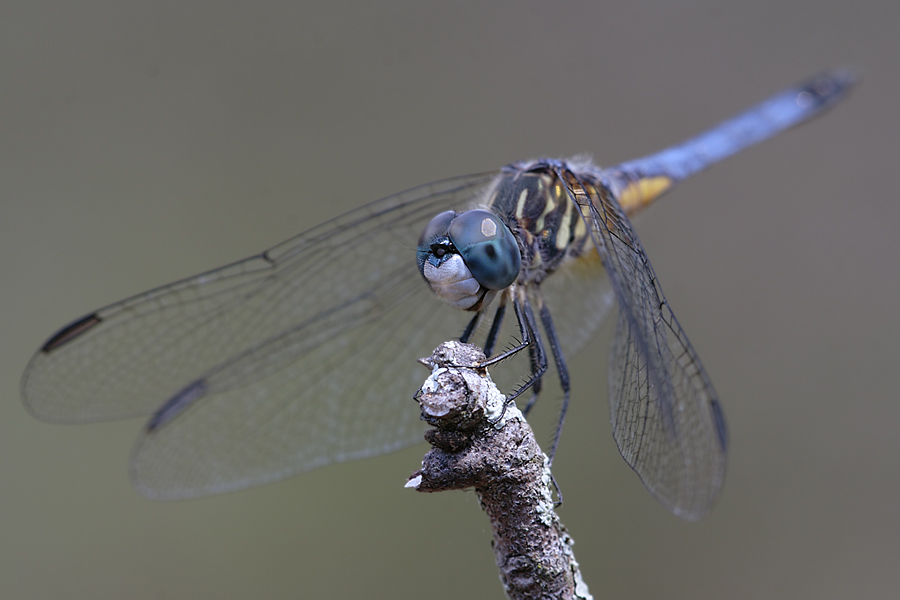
<box><xmin>41</xmin><ymin>313</ymin><xmax>103</xmax><ymax>353</ymax></box>
<box><xmin>146</xmin><ymin>379</ymin><xmax>208</xmax><ymax>432</ymax></box>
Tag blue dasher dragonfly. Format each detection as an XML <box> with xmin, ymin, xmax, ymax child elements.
<box><xmin>21</xmin><ymin>70</ymin><xmax>853</xmax><ymax>520</ymax></box>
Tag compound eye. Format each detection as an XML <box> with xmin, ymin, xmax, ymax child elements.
<box><xmin>417</xmin><ymin>211</ymin><xmax>457</xmax><ymax>250</ymax></box>
<box><xmin>448</xmin><ymin>210</ymin><xmax>521</xmax><ymax>290</ymax></box>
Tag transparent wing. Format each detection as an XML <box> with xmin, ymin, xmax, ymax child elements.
<box><xmin>22</xmin><ymin>171</ymin><xmax>499</xmax><ymax>498</ymax></box>
<box><xmin>564</xmin><ymin>168</ymin><xmax>728</xmax><ymax>520</ymax></box>
<box><xmin>537</xmin><ymin>248</ymin><xmax>615</xmax><ymax>362</ymax></box>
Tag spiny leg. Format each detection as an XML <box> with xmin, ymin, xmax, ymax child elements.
<box><xmin>538</xmin><ymin>303</ymin><xmax>570</xmax><ymax>465</ymax></box>
<box><xmin>520</xmin><ymin>336</ymin><xmax>543</xmax><ymax>417</ymax></box>
<box><xmin>459</xmin><ymin>299</ymin><xmax>506</xmax><ymax>358</ymax></box>
<box><xmin>481</xmin><ymin>293</ymin><xmax>548</xmax><ymax>406</ymax></box>
<box><xmin>459</xmin><ymin>312</ymin><xmax>481</xmax><ymax>344</ymax></box>
<box><xmin>483</xmin><ymin>301</ymin><xmax>506</xmax><ymax>359</ymax></box>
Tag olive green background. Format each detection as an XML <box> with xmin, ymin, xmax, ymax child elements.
<box><xmin>2</xmin><ymin>2</ymin><xmax>897</xmax><ymax>598</ymax></box>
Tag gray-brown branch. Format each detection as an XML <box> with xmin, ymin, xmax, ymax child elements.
<box><xmin>406</xmin><ymin>341</ymin><xmax>592</xmax><ymax>600</ymax></box>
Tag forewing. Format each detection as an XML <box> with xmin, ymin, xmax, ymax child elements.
<box><xmin>22</xmin><ymin>171</ymin><xmax>498</xmax><ymax>498</ymax></box>
<box><xmin>564</xmin><ymin>167</ymin><xmax>728</xmax><ymax>520</ymax></box>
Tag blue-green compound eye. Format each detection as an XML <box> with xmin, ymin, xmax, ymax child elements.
<box><xmin>448</xmin><ymin>210</ymin><xmax>521</xmax><ymax>290</ymax></box>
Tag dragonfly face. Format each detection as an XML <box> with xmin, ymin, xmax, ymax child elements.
<box><xmin>417</xmin><ymin>208</ymin><xmax>520</xmax><ymax>311</ymax></box>
<box><xmin>21</xmin><ymin>70</ymin><xmax>853</xmax><ymax>519</ymax></box>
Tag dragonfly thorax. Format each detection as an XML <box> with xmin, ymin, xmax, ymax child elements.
<box><xmin>488</xmin><ymin>162</ymin><xmax>593</xmax><ymax>287</ymax></box>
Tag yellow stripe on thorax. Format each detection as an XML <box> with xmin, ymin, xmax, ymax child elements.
<box><xmin>554</xmin><ymin>183</ymin><xmax>576</xmax><ymax>251</ymax></box>
<box><xmin>534</xmin><ymin>183</ymin><xmax>557</xmax><ymax>233</ymax></box>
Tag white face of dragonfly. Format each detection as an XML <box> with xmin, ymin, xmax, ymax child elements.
<box><xmin>421</xmin><ymin>253</ymin><xmax>484</xmax><ymax>310</ymax></box>
<box><xmin>416</xmin><ymin>209</ymin><xmax>521</xmax><ymax>311</ymax></box>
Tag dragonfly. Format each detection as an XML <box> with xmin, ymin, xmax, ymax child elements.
<box><xmin>21</xmin><ymin>70</ymin><xmax>853</xmax><ymax>520</ymax></box>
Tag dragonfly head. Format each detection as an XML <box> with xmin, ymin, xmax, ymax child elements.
<box><xmin>417</xmin><ymin>209</ymin><xmax>521</xmax><ymax>311</ymax></box>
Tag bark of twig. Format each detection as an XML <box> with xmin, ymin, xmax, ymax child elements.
<box><xmin>406</xmin><ymin>341</ymin><xmax>592</xmax><ymax>600</ymax></box>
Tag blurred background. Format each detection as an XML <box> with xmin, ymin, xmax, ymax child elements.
<box><xmin>1</xmin><ymin>1</ymin><xmax>897</xmax><ymax>598</ymax></box>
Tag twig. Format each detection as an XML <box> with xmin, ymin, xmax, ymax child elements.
<box><xmin>406</xmin><ymin>341</ymin><xmax>592</xmax><ymax>600</ymax></box>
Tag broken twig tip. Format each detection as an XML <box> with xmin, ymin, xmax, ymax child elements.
<box><xmin>409</xmin><ymin>341</ymin><xmax>591</xmax><ymax>600</ymax></box>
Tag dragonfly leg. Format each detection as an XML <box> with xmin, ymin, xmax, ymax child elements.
<box><xmin>482</xmin><ymin>294</ymin><xmax>547</xmax><ymax>407</ymax></box>
<box><xmin>459</xmin><ymin>299</ymin><xmax>507</xmax><ymax>358</ymax></box>
<box><xmin>538</xmin><ymin>303</ymin><xmax>570</xmax><ymax>465</ymax></box>
<box><xmin>459</xmin><ymin>312</ymin><xmax>481</xmax><ymax>344</ymax></box>
<box><xmin>483</xmin><ymin>301</ymin><xmax>506</xmax><ymax>358</ymax></box>
<box><xmin>520</xmin><ymin>340</ymin><xmax>543</xmax><ymax>416</ymax></box>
